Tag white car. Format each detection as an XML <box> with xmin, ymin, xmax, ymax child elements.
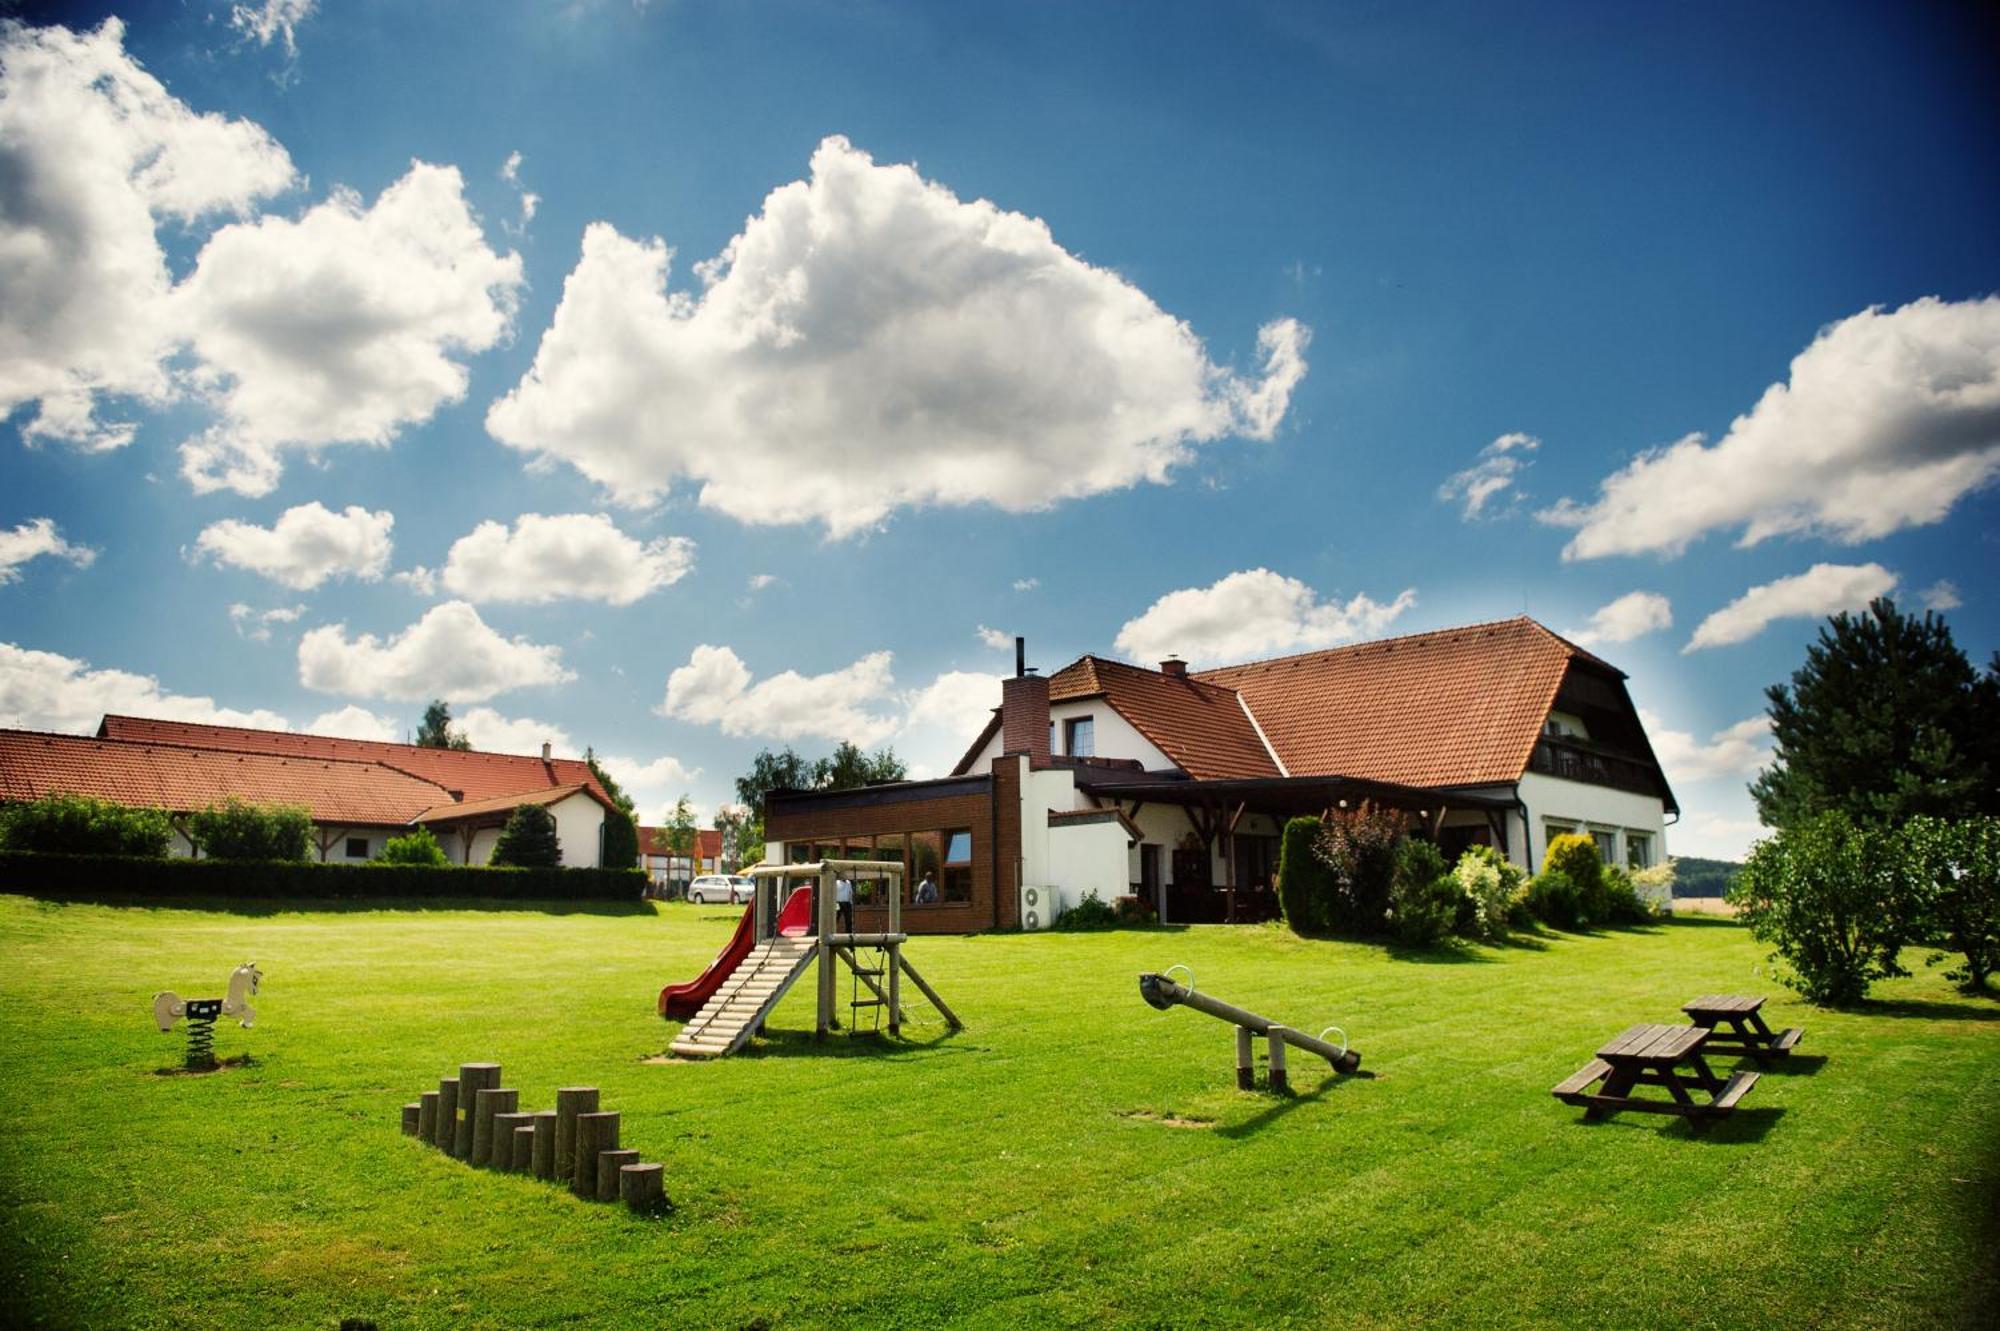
<box><xmin>687</xmin><ymin>874</ymin><xmax>754</xmax><ymax>906</ymax></box>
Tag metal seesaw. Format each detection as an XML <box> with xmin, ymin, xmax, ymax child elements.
<box><xmin>1139</xmin><ymin>965</ymin><xmax>1360</xmax><ymax>1090</ymax></box>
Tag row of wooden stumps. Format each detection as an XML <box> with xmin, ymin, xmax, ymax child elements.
<box><xmin>397</xmin><ymin>1062</ymin><xmax>667</xmax><ymax>1213</ymax></box>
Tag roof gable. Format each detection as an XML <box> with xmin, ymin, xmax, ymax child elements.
<box><xmin>1049</xmin><ymin>656</ymin><xmax>1282</xmax><ymax>780</ymax></box>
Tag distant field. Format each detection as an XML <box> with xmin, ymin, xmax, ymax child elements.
<box><xmin>1</xmin><ymin>894</ymin><xmax>1994</xmax><ymax>1329</ymax></box>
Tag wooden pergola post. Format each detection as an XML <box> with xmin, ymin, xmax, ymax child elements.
<box><xmin>887</xmin><ymin>864</ymin><xmax>903</xmax><ymax>1035</ymax></box>
<box><xmin>816</xmin><ymin>863</ymin><xmax>835</xmax><ymax>1039</ymax></box>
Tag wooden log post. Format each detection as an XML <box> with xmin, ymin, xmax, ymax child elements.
<box><xmin>492</xmin><ymin>1110</ymin><xmax>533</xmax><ymax>1171</ymax></box>
<box><xmin>418</xmin><ymin>1090</ymin><xmax>439</xmax><ymax>1145</ymax></box>
<box><xmin>620</xmin><ymin>1162</ymin><xmax>667</xmax><ymax>1213</ymax></box>
<box><xmin>472</xmin><ymin>1088</ymin><xmax>518</xmax><ymax>1167</ymax></box>
<box><xmin>1236</xmin><ymin>1025</ymin><xmax>1255</xmax><ymax>1091</ymax></box>
<box><xmin>436</xmin><ymin>1077</ymin><xmax>461</xmax><ymax>1155</ymax></box>
<box><xmin>596</xmin><ymin>1148</ymin><xmax>641</xmax><ymax>1202</ymax></box>
<box><xmin>455</xmin><ymin>1063</ymin><xmax>500</xmax><ymax>1159</ymax></box>
<box><xmin>554</xmin><ymin>1088</ymin><xmax>599</xmax><ymax>1186</ymax></box>
<box><xmin>816</xmin><ymin>865</ymin><xmax>835</xmax><ymax>1038</ymax></box>
<box><xmin>512</xmin><ymin>1124</ymin><xmax>536</xmax><ymax>1173</ymax></box>
<box><xmin>1267</xmin><ymin>1025</ymin><xmax>1290</xmax><ymax>1093</ymax></box>
<box><xmin>400</xmin><ymin>1102</ymin><xmax>421</xmax><ymax>1135</ymax></box>
<box><xmin>530</xmin><ymin>1110</ymin><xmax>559</xmax><ymax>1181</ymax></box>
<box><xmin>571</xmin><ymin>1111</ymin><xmax>620</xmax><ymax>1199</ymax></box>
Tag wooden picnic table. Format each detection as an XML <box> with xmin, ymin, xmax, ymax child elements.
<box><xmin>1552</xmin><ymin>1023</ymin><xmax>1758</xmax><ymax>1131</ymax></box>
<box><xmin>1682</xmin><ymin>994</ymin><xmax>1803</xmax><ymax>1065</ymax></box>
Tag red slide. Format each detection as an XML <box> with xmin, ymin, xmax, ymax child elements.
<box><xmin>658</xmin><ymin>887</ymin><xmax>815</xmax><ymax>1019</ymax></box>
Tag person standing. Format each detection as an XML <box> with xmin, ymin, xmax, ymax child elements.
<box><xmin>915</xmin><ymin>871</ymin><xmax>938</xmax><ymax>905</ymax></box>
<box><xmin>835</xmin><ymin>874</ymin><xmax>854</xmax><ymax>935</ymax></box>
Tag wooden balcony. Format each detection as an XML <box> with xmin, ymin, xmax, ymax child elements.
<box><xmin>1528</xmin><ymin>736</ymin><xmax>1662</xmax><ymax>798</ymax></box>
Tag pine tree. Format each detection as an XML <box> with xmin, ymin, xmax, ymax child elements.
<box><xmin>415</xmin><ymin>700</ymin><xmax>471</xmax><ymax>750</ymax></box>
<box><xmin>491</xmin><ymin>803</ymin><xmax>562</xmax><ymax>867</ymax></box>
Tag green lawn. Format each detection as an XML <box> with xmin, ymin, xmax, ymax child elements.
<box><xmin>1</xmin><ymin>894</ymin><xmax>1995</xmax><ymax>1330</ymax></box>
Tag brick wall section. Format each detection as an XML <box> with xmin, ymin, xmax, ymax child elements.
<box><xmin>991</xmin><ymin>754</ymin><xmax>1022</xmax><ymax>930</ymax></box>
<box><xmin>1000</xmin><ymin>674</ymin><xmax>1051</xmax><ymax>763</ymax></box>
<box><xmin>766</xmin><ymin>779</ymin><xmax>997</xmax><ymax>936</ymax></box>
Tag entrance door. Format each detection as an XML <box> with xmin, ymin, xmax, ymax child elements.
<box><xmin>1139</xmin><ymin>844</ymin><xmax>1162</xmax><ymax>916</ymax></box>
<box><xmin>1170</xmin><ymin>843</ymin><xmax>1213</xmax><ymax>923</ymax></box>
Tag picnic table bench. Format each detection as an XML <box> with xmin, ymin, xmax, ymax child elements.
<box><xmin>1682</xmin><ymin>994</ymin><xmax>1803</xmax><ymax>1065</ymax></box>
<box><xmin>1553</xmin><ymin>1023</ymin><xmax>1758</xmax><ymax>1132</ymax></box>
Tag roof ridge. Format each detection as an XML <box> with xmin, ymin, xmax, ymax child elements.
<box><xmin>1193</xmin><ymin>615</ymin><xmax>1550</xmax><ymax>677</ymax></box>
<box><xmin>97</xmin><ymin>713</ymin><xmax>576</xmax><ymax>763</ymax></box>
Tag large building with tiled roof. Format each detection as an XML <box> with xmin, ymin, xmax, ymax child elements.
<box><xmin>765</xmin><ymin>617</ymin><xmax>1675</xmax><ymax>932</ymax></box>
<box><xmin>0</xmin><ymin>719</ymin><xmax>621</xmax><ymax>866</ymax></box>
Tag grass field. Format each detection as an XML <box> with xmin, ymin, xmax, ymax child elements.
<box><xmin>1</xmin><ymin>894</ymin><xmax>1995</xmax><ymax>1329</ymax></box>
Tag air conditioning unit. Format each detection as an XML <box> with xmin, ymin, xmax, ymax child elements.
<box><xmin>1020</xmin><ymin>883</ymin><xmax>1062</xmax><ymax>931</ymax></box>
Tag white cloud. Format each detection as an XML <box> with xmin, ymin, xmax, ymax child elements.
<box><xmin>662</xmin><ymin>644</ymin><xmax>900</xmax><ymax>745</ymax></box>
<box><xmin>597</xmin><ymin>752</ymin><xmax>703</xmax><ymax>819</ymax></box>
<box><xmin>1013</xmin><ymin>577</ymin><xmax>1039</xmax><ymax>592</ymax></box>
<box><xmin>1113</xmin><ymin>568</ymin><xmax>1417</xmax><ymax>667</ymax></box>
<box><xmin>302</xmin><ymin>703</ymin><xmax>397</xmax><ymax>741</ymax></box>
<box><xmin>1639</xmin><ymin>710</ymin><xmax>1774</xmax><ymax>783</ymax></box>
<box><xmin>454</xmin><ymin>705</ymin><xmax>574</xmax><ymax>756</ymax></box>
<box><xmin>228</xmin><ymin>601</ymin><xmax>305</xmax><ymax>643</ymax></box>
<box><xmin>0</xmin><ymin>639</ymin><xmax>290</xmax><ymax>734</ymax></box>
<box><xmin>746</xmin><ymin>573</ymin><xmax>778</xmax><ymax>592</ymax></box>
<box><xmin>0</xmin><ymin>518</ymin><xmax>97</xmax><ymax>584</ymax></box>
<box><xmin>392</xmin><ymin>566</ymin><xmax>438</xmax><ymax>595</ymax></box>
<box><xmin>487</xmin><ymin>135</ymin><xmax>1309</xmax><ymax>536</ymax></box>
<box><xmin>0</xmin><ymin>19</ymin><xmax>295</xmax><ymax>450</ymax></box>
<box><xmin>193</xmin><ymin>501</ymin><xmax>393</xmax><ymax>589</ymax></box>
<box><xmin>438</xmin><ymin>513</ymin><xmax>694</xmax><ymax>605</ymax></box>
<box><xmin>229</xmin><ymin>1</ymin><xmax>315</xmax><ymax>58</ymax></box>
<box><xmin>297</xmin><ymin>600</ymin><xmax>574</xmax><ymax>701</ymax></box>
<box><xmin>976</xmin><ymin>625</ymin><xmax>1013</xmax><ymax>651</ymax></box>
<box><xmin>1438</xmin><ymin>432</ymin><xmax>1537</xmax><ymax>519</ymax></box>
<box><xmin>1685</xmin><ymin>562</ymin><xmax>1897</xmax><ymax>652</ymax></box>
<box><xmin>499</xmin><ymin>150</ymin><xmax>538</xmax><ymax>234</ymax></box>
<box><xmin>1672</xmin><ymin>809</ymin><xmax>1770</xmax><ymax>864</ymax></box>
<box><xmin>1919</xmin><ymin>579</ymin><xmax>1962</xmax><ymax>611</ymax></box>
<box><xmin>1567</xmin><ymin>591</ymin><xmax>1672</xmax><ymax>648</ymax></box>
<box><xmin>1542</xmin><ymin>297</ymin><xmax>2000</xmax><ymax>559</ymax></box>
<box><xmin>175</xmin><ymin>161</ymin><xmax>524</xmax><ymax>495</ymax></box>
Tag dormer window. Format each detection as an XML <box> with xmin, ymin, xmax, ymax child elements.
<box><xmin>1064</xmin><ymin>715</ymin><xmax>1095</xmax><ymax>758</ymax></box>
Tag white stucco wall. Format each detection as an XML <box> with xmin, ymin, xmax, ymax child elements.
<box><xmin>548</xmin><ymin>791</ymin><xmax>606</xmax><ymax>867</ymax></box>
<box><xmin>1518</xmin><ymin>771</ymin><xmax>1668</xmax><ymax>869</ymax></box>
<box><xmin>962</xmin><ymin>698</ymin><xmax>1177</xmax><ymax>771</ymax></box>
<box><xmin>1046</xmin><ymin>819</ymin><xmax>1129</xmax><ymax>911</ymax></box>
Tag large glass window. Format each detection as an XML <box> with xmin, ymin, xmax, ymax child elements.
<box><xmin>942</xmin><ymin>827</ymin><xmax>974</xmax><ymax>902</ymax></box>
<box><xmin>1065</xmin><ymin>715</ymin><xmax>1095</xmax><ymax>758</ymax></box>
<box><xmin>1591</xmin><ymin>829</ymin><xmax>1617</xmax><ymax>864</ymax></box>
<box><xmin>1626</xmin><ymin>833</ymin><xmax>1652</xmax><ymax>869</ymax></box>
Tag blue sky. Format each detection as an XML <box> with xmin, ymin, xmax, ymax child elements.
<box><xmin>2</xmin><ymin>0</ymin><xmax>1995</xmax><ymax>858</ymax></box>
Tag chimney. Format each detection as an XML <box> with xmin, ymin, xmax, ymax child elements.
<box><xmin>1161</xmin><ymin>656</ymin><xmax>1187</xmax><ymax>679</ymax></box>
<box><xmin>541</xmin><ymin>741</ymin><xmax>551</xmax><ymax>761</ymax></box>
<box><xmin>1000</xmin><ymin>640</ymin><xmax>1050</xmax><ymax>763</ymax></box>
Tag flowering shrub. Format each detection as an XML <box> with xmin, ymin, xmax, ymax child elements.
<box><xmin>1313</xmin><ymin>803</ymin><xmax>1407</xmax><ymax>936</ymax></box>
<box><xmin>1452</xmin><ymin>845</ymin><xmax>1522</xmax><ymax>940</ymax></box>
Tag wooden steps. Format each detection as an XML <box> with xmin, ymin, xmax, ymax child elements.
<box><xmin>668</xmin><ymin>937</ymin><xmax>818</xmax><ymax>1060</ymax></box>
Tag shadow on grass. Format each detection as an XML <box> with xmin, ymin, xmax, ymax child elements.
<box><xmin>1744</xmin><ymin>1052</ymin><xmax>1827</xmax><ymax>1077</ymax></box>
<box><xmin>722</xmin><ymin>1024</ymin><xmax>973</xmax><ymax>1063</ymax></box>
<box><xmin>1861</xmin><ymin>997</ymin><xmax>2000</xmax><ymax>1023</ymax></box>
<box><xmin>1215</xmin><ymin>1069</ymin><xmax>1375</xmax><ymax>1139</ymax></box>
<box><xmin>1567</xmin><ymin>1104</ymin><xmax>1786</xmax><ymax>1144</ymax></box>
<box><xmin>1384</xmin><ymin>937</ymin><xmax>1496</xmax><ymax>964</ymax></box>
<box><xmin>1660</xmin><ymin>914</ymin><xmax>1747</xmax><ymax>931</ymax></box>
<box><xmin>25</xmin><ymin>893</ymin><xmax>654</xmax><ymax>918</ymax></box>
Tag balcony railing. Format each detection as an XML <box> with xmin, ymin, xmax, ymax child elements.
<box><xmin>1528</xmin><ymin>737</ymin><xmax>1662</xmax><ymax>798</ymax></box>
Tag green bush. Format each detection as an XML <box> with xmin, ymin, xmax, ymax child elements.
<box><xmin>1314</xmin><ymin>802</ymin><xmax>1406</xmax><ymax>936</ymax></box>
<box><xmin>187</xmin><ymin>798</ymin><xmax>311</xmax><ymax>861</ymax></box>
<box><xmin>1277</xmin><ymin>816</ymin><xmax>1331</xmax><ymax>934</ymax></box>
<box><xmin>1542</xmin><ymin>833</ymin><xmax>1609</xmax><ymax>924</ymax></box>
<box><xmin>0</xmin><ymin>793</ymin><xmax>172</xmax><ymax>858</ymax></box>
<box><xmin>1526</xmin><ymin>868</ymin><xmax>1583</xmax><ymax>930</ymax></box>
<box><xmin>492</xmin><ymin>804</ymin><xmax>562</xmax><ymax>868</ymax></box>
<box><xmin>600</xmin><ymin>807</ymin><xmax>640</xmax><ymax>871</ymax></box>
<box><xmin>1451</xmin><ymin>845</ymin><xmax>1522</xmax><ymax>941</ymax></box>
<box><xmin>1055</xmin><ymin>890</ymin><xmax>1119</xmax><ymax>931</ymax></box>
<box><xmin>378</xmin><ymin>827</ymin><xmax>450</xmax><ymax>867</ymax></box>
<box><xmin>1113</xmin><ymin>894</ymin><xmax>1156</xmax><ymax>926</ymax></box>
<box><xmin>1903</xmin><ymin>815</ymin><xmax>2000</xmax><ymax>993</ymax></box>
<box><xmin>0</xmin><ymin>850</ymin><xmax>645</xmax><ymax>901</ymax></box>
<box><xmin>1389</xmin><ymin>838</ymin><xmax>1458</xmax><ymax>946</ymax></box>
<box><xmin>1729</xmin><ymin>811</ymin><xmax>1914</xmax><ymax>1006</ymax></box>
<box><xmin>1600</xmin><ymin>865</ymin><xmax>1653</xmax><ymax>924</ymax></box>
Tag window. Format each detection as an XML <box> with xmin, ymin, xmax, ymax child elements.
<box><xmin>1064</xmin><ymin>715</ymin><xmax>1095</xmax><ymax>758</ymax></box>
<box><xmin>1591</xmin><ymin>830</ymin><xmax>1617</xmax><ymax>864</ymax></box>
<box><xmin>345</xmin><ymin>837</ymin><xmax>369</xmax><ymax>859</ymax></box>
<box><xmin>1626</xmin><ymin>834</ymin><xmax>1652</xmax><ymax>869</ymax></box>
<box><xmin>942</xmin><ymin>827</ymin><xmax>974</xmax><ymax>902</ymax></box>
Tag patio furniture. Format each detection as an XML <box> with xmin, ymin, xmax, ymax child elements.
<box><xmin>1681</xmin><ymin>995</ymin><xmax>1803</xmax><ymax>1065</ymax></box>
<box><xmin>1552</xmin><ymin>1023</ymin><xmax>1758</xmax><ymax>1132</ymax></box>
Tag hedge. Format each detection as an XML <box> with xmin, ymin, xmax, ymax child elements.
<box><xmin>0</xmin><ymin>851</ymin><xmax>647</xmax><ymax>902</ymax></box>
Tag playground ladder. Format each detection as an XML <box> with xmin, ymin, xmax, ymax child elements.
<box><xmin>670</xmin><ymin>935</ymin><xmax>818</xmax><ymax>1059</ymax></box>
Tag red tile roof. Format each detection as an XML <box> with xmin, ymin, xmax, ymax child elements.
<box><xmin>638</xmin><ymin>826</ymin><xmax>722</xmax><ymax>858</ymax></box>
<box><xmin>1195</xmin><ymin>616</ymin><xmax>1589</xmax><ymax>788</ymax></box>
<box><xmin>413</xmin><ymin>782</ymin><xmax>609</xmax><ymax>825</ymax></box>
<box><xmin>1047</xmin><ymin>656</ymin><xmax>1282</xmax><ymax>780</ymax></box>
<box><xmin>95</xmin><ymin>715</ymin><xmax>615</xmax><ymax>807</ymax></box>
<box><xmin>0</xmin><ymin>730</ymin><xmax>454</xmax><ymax>826</ymax></box>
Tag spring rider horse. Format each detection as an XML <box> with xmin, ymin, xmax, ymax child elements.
<box><xmin>154</xmin><ymin>963</ymin><xmax>261</xmax><ymax>1069</ymax></box>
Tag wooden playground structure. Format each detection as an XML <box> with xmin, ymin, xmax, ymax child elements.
<box><xmin>668</xmin><ymin>859</ymin><xmax>962</xmax><ymax>1059</ymax></box>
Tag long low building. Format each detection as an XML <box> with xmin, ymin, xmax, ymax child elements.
<box><xmin>0</xmin><ymin>715</ymin><xmax>621</xmax><ymax>867</ymax></box>
<box><xmin>763</xmin><ymin>616</ymin><xmax>1679</xmax><ymax>932</ymax></box>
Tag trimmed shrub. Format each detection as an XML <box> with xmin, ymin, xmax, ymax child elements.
<box><xmin>378</xmin><ymin>827</ymin><xmax>449</xmax><ymax>867</ymax></box>
<box><xmin>492</xmin><ymin>804</ymin><xmax>562</xmax><ymax>868</ymax></box>
<box><xmin>0</xmin><ymin>850</ymin><xmax>645</xmax><ymax>901</ymax></box>
<box><xmin>601</xmin><ymin>807</ymin><xmax>640</xmax><ymax>871</ymax></box>
<box><xmin>1526</xmin><ymin>868</ymin><xmax>1583</xmax><ymax>930</ymax></box>
<box><xmin>1542</xmin><ymin>833</ymin><xmax>1609</xmax><ymax>924</ymax></box>
<box><xmin>1389</xmin><ymin>838</ymin><xmax>1458</xmax><ymax>946</ymax></box>
<box><xmin>1452</xmin><ymin>844</ymin><xmax>1522</xmax><ymax>941</ymax></box>
<box><xmin>1729</xmin><ymin>811</ymin><xmax>1913</xmax><ymax>1006</ymax></box>
<box><xmin>1277</xmin><ymin>816</ymin><xmax>1332</xmax><ymax>934</ymax></box>
<box><xmin>1903</xmin><ymin>815</ymin><xmax>2000</xmax><ymax>993</ymax></box>
<box><xmin>188</xmin><ymin>798</ymin><xmax>310</xmax><ymax>861</ymax></box>
<box><xmin>1600</xmin><ymin>865</ymin><xmax>1652</xmax><ymax>924</ymax></box>
<box><xmin>0</xmin><ymin>793</ymin><xmax>172</xmax><ymax>858</ymax></box>
<box><xmin>1055</xmin><ymin>890</ymin><xmax>1119</xmax><ymax>931</ymax></box>
<box><xmin>1314</xmin><ymin>802</ymin><xmax>1406</xmax><ymax>936</ymax></box>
